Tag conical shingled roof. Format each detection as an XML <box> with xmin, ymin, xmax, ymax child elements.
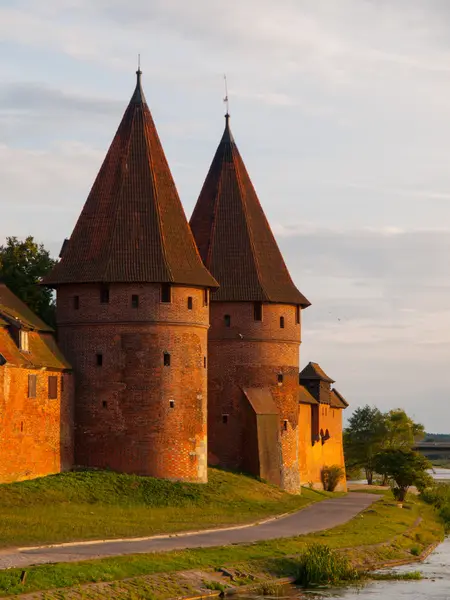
<box><xmin>189</xmin><ymin>115</ymin><xmax>310</xmax><ymax>306</ymax></box>
<box><xmin>44</xmin><ymin>71</ymin><xmax>217</xmax><ymax>289</ymax></box>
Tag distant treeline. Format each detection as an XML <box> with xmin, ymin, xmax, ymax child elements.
<box><xmin>424</xmin><ymin>433</ymin><xmax>450</xmax><ymax>442</ymax></box>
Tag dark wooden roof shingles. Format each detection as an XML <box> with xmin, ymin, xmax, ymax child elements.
<box><xmin>190</xmin><ymin>116</ymin><xmax>310</xmax><ymax>306</ymax></box>
<box><xmin>44</xmin><ymin>72</ymin><xmax>217</xmax><ymax>289</ymax></box>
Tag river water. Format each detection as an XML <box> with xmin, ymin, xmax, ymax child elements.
<box><xmin>239</xmin><ymin>468</ymin><xmax>450</xmax><ymax>600</ymax></box>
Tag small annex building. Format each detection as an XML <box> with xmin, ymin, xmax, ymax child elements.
<box><xmin>0</xmin><ymin>283</ymin><xmax>73</xmax><ymax>483</ymax></box>
<box><xmin>299</xmin><ymin>362</ymin><xmax>348</xmax><ymax>491</ymax></box>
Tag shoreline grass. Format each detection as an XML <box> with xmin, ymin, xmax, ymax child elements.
<box><xmin>0</xmin><ymin>491</ymin><xmax>443</xmax><ymax>597</ymax></box>
<box><xmin>0</xmin><ymin>468</ymin><xmax>332</xmax><ymax>549</ymax></box>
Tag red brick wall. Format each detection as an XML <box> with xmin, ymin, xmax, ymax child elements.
<box><xmin>208</xmin><ymin>301</ymin><xmax>301</xmax><ymax>492</ymax></box>
<box><xmin>56</xmin><ymin>283</ymin><xmax>209</xmax><ymax>482</ymax></box>
<box><xmin>0</xmin><ymin>359</ymin><xmax>74</xmax><ymax>483</ymax></box>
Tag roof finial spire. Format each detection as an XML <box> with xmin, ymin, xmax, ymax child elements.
<box><xmin>223</xmin><ymin>74</ymin><xmax>229</xmax><ymax>123</ymax></box>
<box><xmin>132</xmin><ymin>55</ymin><xmax>146</xmax><ymax>104</ymax></box>
<box><xmin>136</xmin><ymin>54</ymin><xmax>142</xmax><ymax>80</ymax></box>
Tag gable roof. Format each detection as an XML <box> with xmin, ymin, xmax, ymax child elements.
<box><xmin>299</xmin><ymin>385</ymin><xmax>319</xmax><ymax>405</ymax></box>
<box><xmin>190</xmin><ymin>115</ymin><xmax>310</xmax><ymax>306</ymax></box>
<box><xmin>330</xmin><ymin>388</ymin><xmax>349</xmax><ymax>409</ymax></box>
<box><xmin>0</xmin><ymin>283</ymin><xmax>52</xmax><ymax>331</ymax></box>
<box><xmin>44</xmin><ymin>70</ymin><xmax>217</xmax><ymax>290</ymax></box>
<box><xmin>0</xmin><ymin>284</ymin><xmax>70</xmax><ymax>370</ymax></box>
<box><xmin>300</xmin><ymin>362</ymin><xmax>335</xmax><ymax>383</ymax></box>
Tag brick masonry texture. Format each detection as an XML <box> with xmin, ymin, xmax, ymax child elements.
<box><xmin>56</xmin><ymin>283</ymin><xmax>209</xmax><ymax>483</ymax></box>
<box><xmin>208</xmin><ymin>301</ymin><xmax>302</xmax><ymax>493</ymax></box>
<box><xmin>0</xmin><ymin>358</ymin><xmax>74</xmax><ymax>484</ymax></box>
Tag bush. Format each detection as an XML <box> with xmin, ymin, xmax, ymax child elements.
<box><xmin>420</xmin><ymin>482</ymin><xmax>450</xmax><ymax>531</ymax></box>
<box><xmin>321</xmin><ymin>466</ymin><xmax>344</xmax><ymax>492</ymax></box>
<box><xmin>295</xmin><ymin>544</ymin><xmax>358</xmax><ymax>587</ymax></box>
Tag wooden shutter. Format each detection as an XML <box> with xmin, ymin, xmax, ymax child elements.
<box><xmin>48</xmin><ymin>376</ymin><xmax>58</xmax><ymax>399</ymax></box>
<box><xmin>28</xmin><ymin>374</ymin><xmax>37</xmax><ymax>398</ymax></box>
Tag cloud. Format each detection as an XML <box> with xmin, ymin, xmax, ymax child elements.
<box><xmin>0</xmin><ymin>82</ymin><xmax>122</xmax><ymax>116</ymax></box>
<box><xmin>3</xmin><ymin>0</ymin><xmax>450</xmax><ymax>430</ymax></box>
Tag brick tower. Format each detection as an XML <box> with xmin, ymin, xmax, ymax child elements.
<box><xmin>190</xmin><ymin>115</ymin><xmax>310</xmax><ymax>492</ymax></box>
<box><xmin>44</xmin><ymin>70</ymin><xmax>218</xmax><ymax>482</ymax></box>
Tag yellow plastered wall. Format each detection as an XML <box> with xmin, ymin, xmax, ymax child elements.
<box><xmin>299</xmin><ymin>403</ymin><xmax>347</xmax><ymax>492</ymax></box>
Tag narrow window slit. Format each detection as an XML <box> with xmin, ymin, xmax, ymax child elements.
<box><xmin>161</xmin><ymin>284</ymin><xmax>171</xmax><ymax>303</ymax></box>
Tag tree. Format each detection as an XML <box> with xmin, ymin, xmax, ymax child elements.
<box><xmin>344</xmin><ymin>405</ymin><xmax>387</xmax><ymax>485</ymax></box>
<box><xmin>373</xmin><ymin>449</ymin><xmax>433</xmax><ymax>503</ymax></box>
<box><xmin>379</xmin><ymin>409</ymin><xmax>425</xmax><ymax>484</ymax></box>
<box><xmin>382</xmin><ymin>409</ymin><xmax>425</xmax><ymax>449</ymax></box>
<box><xmin>0</xmin><ymin>236</ymin><xmax>56</xmax><ymax>327</ymax></box>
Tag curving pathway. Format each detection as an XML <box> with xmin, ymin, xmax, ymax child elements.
<box><xmin>0</xmin><ymin>493</ymin><xmax>380</xmax><ymax>570</ymax></box>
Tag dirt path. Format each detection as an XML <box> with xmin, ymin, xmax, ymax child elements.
<box><xmin>0</xmin><ymin>493</ymin><xmax>380</xmax><ymax>570</ymax></box>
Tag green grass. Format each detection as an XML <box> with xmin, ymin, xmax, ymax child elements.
<box><xmin>0</xmin><ymin>491</ymin><xmax>443</xmax><ymax>597</ymax></box>
<box><xmin>0</xmin><ymin>468</ymin><xmax>330</xmax><ymax>548</ymax></box>
<box><xmin>370</xmin><ymin>571</ymin><xmax>422</xmax><ymax>581</ymax></box>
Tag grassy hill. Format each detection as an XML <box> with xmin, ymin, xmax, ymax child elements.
<box><xmin>0</xmin><ymin>468</ymin><xmax>330</xmax><ymax>548</ymax></box>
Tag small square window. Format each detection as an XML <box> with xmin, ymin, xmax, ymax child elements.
<box><xmin>224</xmin><ymin>314</ymin><xmax>231</xmax><ymax>327</ymax></box>
<box><xmin>73</xmin><ymin>296</ymin><xmax>80</xmax><ymax>310</ymax></box>
<box><xmin>96</xmin><ymin>353</ymin><xmax>103</xmax><ymax>366</ymax></box>
<box><xmin>277</xmin><ymin>373</ymin><xmax>283</xmax><ymax>384</ymax></box>
<box><xmin>169</xmin><ymin>399</ymin><xmax>175</xmax><ymax>409</ymax></box>
<box><xmin>131</xmin><ymin>294</ymin><xmax>139</xmax><ymax>308</ymax></box>
<box><xmin>102</xmin><ymin>401</ymin><xmax>108</xmax><ymax>409</ymax></box>
<box><xmin>161</xmin><ymin>283</ymin><xmax>171</xmax><ymax>303</ymax></box>
<box><xmin>100</xmin><ymin>285</ymin><xmax>110</xmax><ymax>304</ymax></box>
<box><xmin>28</xmin><ymin>374</ymin><xmax>37</xmax><ymax>398</ymax></box>
<box><xmin>203</xmin><ymin>289</ymin><xmax>209</xmax><ymax>306</ymax></box>
<box><xmin>283</xmin><ymin>419</ymin><xmax>288</xmax><ymax>431</ymax></box>
<box><xmin>254</xmin><ymin>302</ymin><xmax>263</xmax><ymax>321</ymax></box>
<box><xmin>187</xmin><ymin>296</ymin><xmax>193</xmax><ymax>310</ymax></box>
<box><xmin>164</xmin><ymin>352</ymin><xmax>171</xmax><ymax>367</ymax></box>
<box><xmin>222</xmin><ymin>414</ymin><xmax>229</xmax><ymax>424</ymax></box>
<box><xmin>48</xmin><ymin>375</ymin><xmax>58</xmax><ymax>399</ymax></box>
<box><xmin>280</xmin><ymin>316</ymin><xmax>285</xmax><ymax>329</ymax></box>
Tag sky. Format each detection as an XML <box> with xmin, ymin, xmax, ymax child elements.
<box><xmin>1</xmin><ymin>0</ymin><xmax>450</xmax><ymax>431</ymax></box>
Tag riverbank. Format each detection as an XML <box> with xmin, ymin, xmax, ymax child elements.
<box><xmin>0</xmin><ymin>489</ymin><xmax>443</xmax><ymax>598</ymax></box>
<box><xmin>0</xmin><ymin>469</ymin><xmax>330</xmax><ymax>548</ymax></box>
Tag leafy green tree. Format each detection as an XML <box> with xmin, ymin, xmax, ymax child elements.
<box><xmin>0</xmin><ymin>236</ymin><xmax>56</xmax><ymax>327</ymax></box>
<box><xmin>383</xmin><ymin>409</ymin><xmax>425</xmax><ymax>449</ymax></box>
<box><xmin>344</xmin><ymin>405</ymin><xmax>387</xmax><ymax>485</ymax></box>
<box><xmin>379</xmin><ymin>410</ymin><xmax>425</xmax><ymax>484</ymax></box>
<box><xmin>373</xmin><ymin>449</ymin><xmax>433</xmax><ymax>503</ymax></box>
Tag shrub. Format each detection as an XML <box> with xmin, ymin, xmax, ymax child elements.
<box><xmin>420</xmin><ymin>482</ymin><xmax>450</xmax><ymax>531</ymax></box>
<box><xmin>295</xmin><ymin>544</ymin><xmax>358</xmax><ymax>587</ymax></box>
<box><xmin>410</xmin><ymin>546</ymin><xmax>421</xmax><ymax>557</ymax></box>
<box><xmin>321</xmin><ymin>466</ymin><xmax>344</xmax><ymax>492</ymax></box>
